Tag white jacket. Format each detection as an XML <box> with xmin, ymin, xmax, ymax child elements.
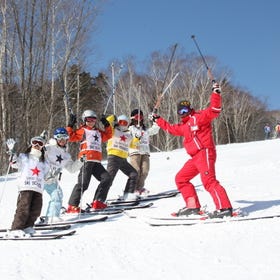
<box><xmin>44</xmin><ymin>139</ymin><xmax>82</xmax><ymax>184</ymax></box>
<box><xmin>14</xmin><ymin>152</ymin><xmax>50</xmax><ymax>194</ymax></box>
<box><xmin>129</xmin><ymin>123</ymin><xmax>160</xmax><ymax>155</ymax></box>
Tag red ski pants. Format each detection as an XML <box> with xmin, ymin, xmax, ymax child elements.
<box><xmin>175</xmin><ymin>148</ymin><xmax>232</xmax><ymax>210</ymax></box>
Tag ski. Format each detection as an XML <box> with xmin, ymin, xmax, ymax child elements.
<box><xmin>34</xmin><ymin>224</ymin><xmax>71</xmax><ymax>231</ymax></box>
<box><xmin>34</xmin><ymin>215</ymin><xmax>108</xmax><ymax>228</ymax></box>
<box><xmin>86</xmin><ymin>202</ymin><xmax>154</xmax><ymax>213</ymax></box>
<box><xmin>0</xmin><ymin>235</ymin><xmax>62</xmax><ymax>240</ymax></box>
<box><xmin>107</xmin><ymin>201</ymin><xmax>140</xmax><ymax>207</ymax></box>
<box><xmin>0</xmin><ymin>230</ymin><xmax>75</xmax><ymax>240</ymax></box>
<box><xmin>32</xmin><ymin>230</ymin><xmax>76</xmax><ymax>237</ymax></box>
<box><xmin>147</xmin><ymin>213</ymin><xmax>280</xmax><ymax>226</ymax></box>
<box><xmin>0</xmin><ymin>224</ymin><xmax>71</xmax><ymax>233</ymax></box>
<box><xmin>107</xmin><ymin>190</ymin><xmax>179</xmax><ymax>205</ymax></box>
<box><xmin>60</xmin><ymin>207</ymin><xmax>123</xmax><ymax>216</ymax></box>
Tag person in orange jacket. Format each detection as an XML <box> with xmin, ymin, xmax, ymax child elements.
<box><xmin>66</xmin><ymin>109</ymin><xmax>112</xmax><ymax>212</ymax></box>
<box><xmin>150</xmin><ymin>83</ymin><xmax>233</xmax><ymax>218</ymax></box>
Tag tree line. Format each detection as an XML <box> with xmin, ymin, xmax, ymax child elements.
<box><xmin>0</xmin><ymin>0</ymin><xmax>279</xmax><ymax>175</ymax></box>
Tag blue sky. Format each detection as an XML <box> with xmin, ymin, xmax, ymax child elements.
<box><xmin>88</xmin><ymin>0</ymin><xmax>280</xmax><ymax>110</ymax></box>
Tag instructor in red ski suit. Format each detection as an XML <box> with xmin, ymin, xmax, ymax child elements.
<box><xmin>150</xmin><ymin>82</ymin><xmax>233</xmax><ymax>218</ymax></box>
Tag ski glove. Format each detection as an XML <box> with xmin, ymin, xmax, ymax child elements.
<box><xmin>134</xmin><ymin>131</ymin><xmax>142</xmax><ymax>139</ymax></box>
<box><xmin>68</xmin><ymin>113</ymin><xmax>77</xmax><ymax>128</ymax></box>
<box><xmin>100</xmin><ymin>114</ymin><xmax>110</xmax><ymax>128</ymax></box>
<box><xmin>40</xmin><ymin>130</ymin><xmax>48</xmax><ymax>141</ymax></box>
<box><xmin>149</xmin><ymin>113</ymin><xmax>160</xmax><ymax>122</ymax></box>
<box><xmin>212</xmin><ymin>82</ymin><xmax>221</xmax><ymax>94</ymax></box>
<box><xmin>45</xmin><ymin>167</ymin><xmax>62</xmax><ymax>181</ymax></box>
<box><xmin>6</xmin><ymin>138</ymin><xmax>16</xmax><ymax>153</ymax></box>
<box><xmin>6</xmin><ymin>138</ymin><xmax>16</xmax><ymax>155</ymax></box>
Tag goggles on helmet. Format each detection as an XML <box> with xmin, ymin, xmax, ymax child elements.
<box><xmin>55</xmin><ymin>134</ymin><xmax>69</xmax><ymax>140</ymax></box>
<box><xmin>31</xmin><ymin>140</ymin><xmax>44</xmax><ymax>147</ymax></box>
<box><xmin>133</xmin><ymin>114</ymin><xmax>143</xmax><ymax>121</ymax></box>
<box><xmin>85</xmin><ymin>117</ymin><xmax>97</xmax><ymax>122</ymax></box>
<box><xmin>118</xmin><ymin>120</ymin><xmax>128</xmax><ymax>126</ymax></box>
<box><xmin>178</xmin><ymin>107</ymin><xmax>190</xmax><ymax>116</ymax></box>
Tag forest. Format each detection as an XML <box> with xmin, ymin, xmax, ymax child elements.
<box><xmin>0</xmin><ymin>0</ymin><xmax>279</xmax><ymax>175</ymax></box>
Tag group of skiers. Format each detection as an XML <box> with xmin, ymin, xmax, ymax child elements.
<box><xmin>5</xmin><ymin>81</ymin><xmax>234</xmax><ymax>237</ymax></box>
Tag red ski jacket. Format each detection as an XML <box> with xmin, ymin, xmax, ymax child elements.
<box><xmin>156</xmin><ymin>92</ymin><xmax>221</xmax><ymax>157</ymax></box>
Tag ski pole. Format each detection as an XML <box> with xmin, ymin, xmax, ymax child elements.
<box><xmin>0</xmin><ymin>153</ymin><xmax>15</xmax><ymax>208</ymax></box>
<box><xmin>191</xmin><ymin>35</ymin><xmax>216</xmax><ymax>83</ymax></box>
<box><xmin>103</xmin><ymin>64</ymin><xmax>124</xmax><ymax>115</ymax></box>
<box><xmin>60</xmin><ymin>76</ymin><xmax>74</xmax><ymax>115</ymax></box>
<box><xmin>153</xmin><ymin>43</ymin><xmax>178</xmax><ymax>113</ymax></box>
<box><xmin>0</xmin><ymin>161</ymin><xmax>12</xmax><ymax>206</ymax></box>
<box><xmin>137</xmin><ymin>83</ymin><xmax>142</xmax><ymax>127</ymax></box>
<box><xmin>79</xmin><ymin>154</ymin><xmax>87</xmax><ymax>218</ymax></box>
<box><xmin>160</xmin><ymin>43</ymin><xmax>178</xmax><ymax>94</ymax></box>
<box><xmin>153</xmin><ymin>72</ymin><xmax>180</xmax><ymax>113</ymax></box>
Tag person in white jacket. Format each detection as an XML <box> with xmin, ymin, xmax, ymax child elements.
<box><xmin>128</xmin><ymin>109</ymin><xmax>160</xmax><ymax>195</ymax></box>
<box><xmin>7</xmin><ymin>136</ymin><xmax>50</xmax><ymax>237</ymax></box>
<box><xmin>43</xmin><ymin>127</ymin><xmax>82</xmax><ymax>222</ymax></box>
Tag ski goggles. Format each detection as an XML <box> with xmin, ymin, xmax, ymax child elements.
<box><xmin>132</xmin><ymin>114</ymin><xmax>143</xmax><ymax>121</ymax></box>
<box><xmin>55</xmin><ymin>134</ymin><xmax>69</xmax><ymax>140</ymax></box>
<box><xmin>85</xmin><ymin>117</ymin><xmax>97</xmax><ymax>122</ymax></box>
<box><xmin>31</xmin><ymin>139</ymin><xmax>44</xmax><ymax>147</ymax></box>
<box><xmin>177</xmin><ymin>107</ymin><xmax>190</xmax><ymax>116</ymax></box>
<box><xmin>118</xmin><ymin>120</ymin><xmax>128</xmax><ymax>126</ymax></box>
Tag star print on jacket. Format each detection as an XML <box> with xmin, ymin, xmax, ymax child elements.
<box><xmin>93</xmin><ymin>134</ymin><xmax>99</xmax><ymax>141</ymax></box>
<box><xmin>31</xmin><ymin>166</ymin><xmax>40</xmax><ymax>176</ymax></box>
<box><xmin>56</xmin><ymin>154</ymin><xmax>63</xmax><ymax>163</ymax></box>
<box><xmin>120</xmin><ymin>135</ymin><xmax>127</xmax><ymax>142</ymax></box>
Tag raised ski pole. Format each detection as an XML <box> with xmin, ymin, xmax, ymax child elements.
<box><xmin>153</xmin><ymin>43</ymin><xmax>178</xmax><ymax>113</ymax></box>
<box><xmin>103</xmin><ymin>63</ymin><xmax>124</xmax><ymax>115</ymax></box>
<box><xmin>153</xmin><ymin>72</ymin><xmax>180</xmax><ymax>113</ymax></box>
<box><xmin>60</xmin><ymin>75</ymin><xmax>74</xmax><ymax>116</ymax></box>
<box><xmin>191</xmin><ymin>35</ymin><xmax>216</xmax><ymax>83</ymax></box>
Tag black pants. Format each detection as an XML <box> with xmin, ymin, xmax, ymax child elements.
<box><xmin>107</xmin><ymin>155</ymin><xmax>138</xmax><ymax>193</ymax></box>
<box><xmin>68</xmin><ymin>161</ymin><xmax>111</xmax><ymax>206</ymax></box>
<box><xmin>11</xmin><ymin>190</ymin><xmax>42</xmax><ymax>230</ymax></box>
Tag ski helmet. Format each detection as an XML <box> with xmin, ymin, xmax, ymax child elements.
<box><xmin>30</xmin><ymin>136</ymin><xmax>46</xmax><ymax>147</ymax></box>
<box><xmin>177</xmin><ymin>100</ymin><xmax>192</xmax><ymax>116</ymax></box>
<box><xmin>82</xmin><ymin>110</ymin><xmax>97</xmax><ymax>122</ymax></box>
<box><xmin>117</xmin><ymin>115</ymin><xmax>129</xmax><ymax>129</ymax></box>
<box><xmin>54</xmin><ymin>127</ymin><xmax>69</xmax><ymax>140</ymax></box>
<box><xmin>130</xmin><ymin>109</ymin><xmax>143</xmax><ymax>120</ymax></box>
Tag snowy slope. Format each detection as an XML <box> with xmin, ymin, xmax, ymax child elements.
<box><xmin>0</xmin><ymin>139</ymin><xmax>280</xmax><ymax>280</ymax></box>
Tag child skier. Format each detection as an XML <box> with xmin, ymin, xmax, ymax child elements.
<box><xmin>43</xmin><ymin>127</ymin><xmax>82</xmax><ymax>222</ymax></box>
<box><xmin>106</xmin><ymin>114</ymin><xmax>139</xmax><ymax>201</ymax></box>
<box><xmin>66</xmin><ymin>110</ymin><xmax>112</xmax><ymax>212</ymax></box>
<box><xmin>128</xmin><ymin>109</ymin><xmax>160</xmax><ymax>195</ymax></box>
<box><xmin>6</xmin><ymin>136</ymin><xmax>50</xmax><ymax>237</ymax></box>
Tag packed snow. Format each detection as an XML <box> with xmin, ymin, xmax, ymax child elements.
<box><xmin>0</xmin><ymin>139</ymin><xmax>280</xmax><ymax>280</ymax></box>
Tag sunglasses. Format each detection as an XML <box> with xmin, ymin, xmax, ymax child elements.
<box><xmin>85</xmin><ymin>117</ymin><xmax>97</xmax><ymax>122</ymax></box>
<box><xmin>178</xmin><ymin>107</ymin><xmax>190</xmax><ymax>116</ymax></box>
<box><xmin>56</xmin><ymin>134</ymin><xmax>69</xmax><ymax>140</ymax></box>
<box><xmin>118</xmin><ymin>120</ymin><xmax>128</xmax><ymax>126</ymax></box>
<box><xmin>31</xmin><ymin>140</ymin><xmax>44</xmax><ymax>147</ymax></box>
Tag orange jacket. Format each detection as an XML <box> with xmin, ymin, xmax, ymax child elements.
<box><xmin>66</xmin><ymin>125</ymin><xmax>112</xmax><ymax>162</ymax></box>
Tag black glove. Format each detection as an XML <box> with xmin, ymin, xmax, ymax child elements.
<box><xmin>68</xmin><ymin>113</ymin><xmax>77</xmax><ymax>128</ymax></box>
<box><xmin>212</xmin><ymin>82</ymin><xmax>221</xmax><ymax>94</ymax></box>
<box><xmin>100</xmin><ymin>114</ymin><xmax>110</xmax><ymax>128</ymax></box>
<box><xmin>149</xmin><ymin>112</ymin><xmax>160</xmax><ymax>122</ymax></box>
